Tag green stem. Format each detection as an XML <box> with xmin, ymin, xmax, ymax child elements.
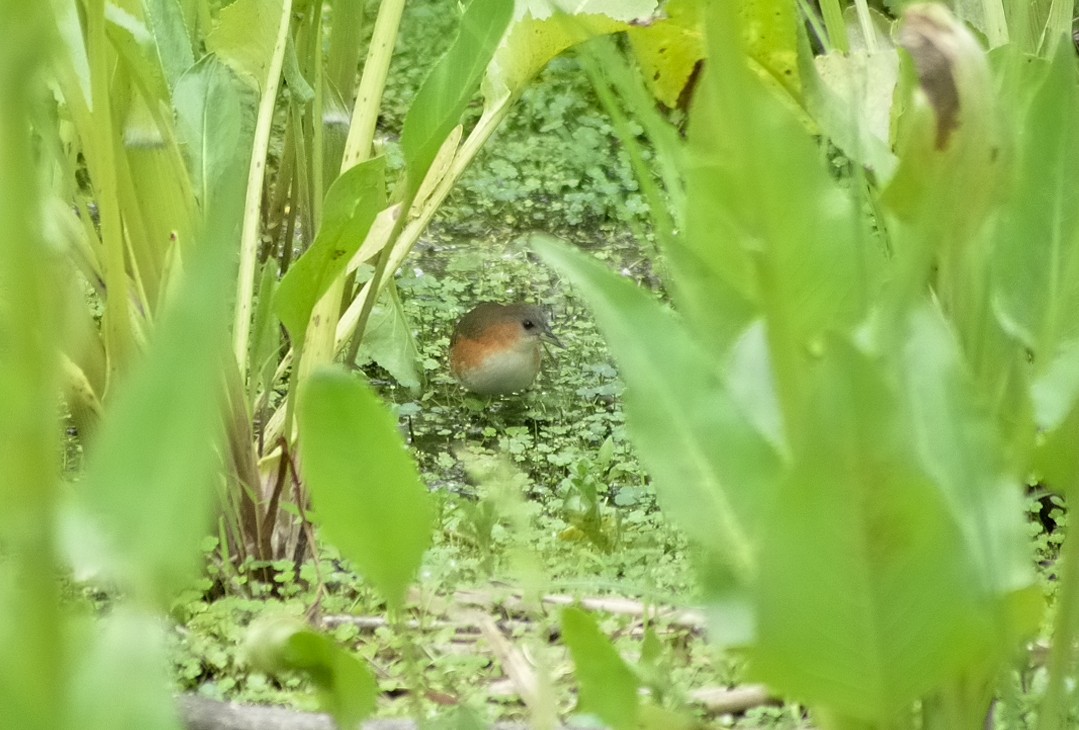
<box><xmin>296</xmin><ymin>0</ymin><xmax>405</xmax><ymax>390</ymax></box>
<box><xmin>337</xmin><ymin>100</ymin><xmax>512</xmax><ymax>349</ymax></box>
<box><xmin>852</xmin><ymin>0</ymin><xmax>877</xmax><ymax>53</ymax></box>
<box><xmin>335</xmin><ymin>0</ymin><xmax>411</xmax><ymax>369</ymax></box>
<box><xmin>340</xmin><ymin>0</ymin><xmax>406</xmax><ymax>171</ymax></box>
<box><xmin>819</xmin><ymin>0</ymin><xmax>850</xmax><ymax>54</ymax></box>
<box><xmin>232</xmin><ymin>0</ymin><xmax>294</xmax><ymax>379</ymax></box>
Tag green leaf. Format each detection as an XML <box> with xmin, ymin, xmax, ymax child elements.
<box><xmin>73</xmin><ymin>48</ymin><xmax>247</xmax><ymax>603</ymax></box>
<box><xmin>801</xmin><ymin>7</ymin><xmax>898</xmax><ymax>180</ymax></box>
<box><xmin>737</xmin><ymin>0</ymin><xmax>801</xmax><ymax>98</ymax></box>
<box><xmin>681</xmin><ymin>2</ymin><xmax>870</xmax><ymax>359</ymax></box>
<box><xmin>296</xmin><ymin>368</ymin><xmax>433</xmax><ymax>610</ymax></box>
<box><xmin>400</xmin><ymin>0</ymin><xmax>513</xmax><ymax>198</ymax></box>
<box><xmin>897</xmin><ymin>308</ymin><xmax>1037</xmax><ymax>605</ymax></box>
<box><xmin>73</xmin><ymin>181</ymin><xmax>235</xmax><ymax>605</ymax></box>
<box><xmin>173</xmin><ymin>56</ymin><xmax>258</xmax><ymax>207</ymax></box>
<box><xmin>144</xmin><ymin>0</ymin><xmax>195</xmax><ymax>90</ymax></box>
<box><xmin>561</xmin><ymin>607</ymin><xmax>640</xmax><ymax>730</ymax></box>
<box><xmin>1035</xmin><ymin>393</ymin><xmax>1079</xmax><ymax>496</ymax></box>
<box><xmin>105</xmin><ymin>5</ymin><xmax>170</xmax><ymax>104</ymax></box>
<box><xmin>626</xmin><ymin>0</ymin><xmax>702</xmax><ymax>108</ymax></box>
<box><xmin>753</xmin><ymin>309</ymin><xmax>1037</xmax><ymax>721</ymax></box>
<box><xmin>486</xmin><ymin>1</ymin><xmax>656</xmax><ymax>103</ymax></box>
<box><xmin>754</xmin><ymin>336</ymin><xmax>982</xmax><ymax>721</ymax></box>
<box><xmin>1031</xmin><ymin>339</ymin><xmax>1079</xmax><ymax>488</ymax></box>
<box><xmin>246</xmin><ymin>616</ymin><xmax>376</xmax><ymax>728</ymax></box>
<box><xmin>0</xmin><ymin>6</ymin><xmax>67</xmax><ymax>727</ymax></box>
<box><xmin>205</xmin><ymin>0</ymin><xmax>287</xmax><ymax>89</ymax></box>
<box><xmin>53</xmin><ymin>0</ymin><xmax>92</xmax><ymax>109</ymax></box>
<box><xmin>282</xmin><ymin>33</ymin><xmax>316</xmax><ymax>104</ymax></box>
<box><xmin>274</xmin><ymin>157</ymin><xmax>387</xmax><ymax>339</ymax></box>
<box><xmin>68</xmin><ymin>609</ymin><xmax>182</xmax><ymax>730</ymax></box>
<box><xmin>533</xmin><ymin>236</ymin><xmax>779</xmax><ymax>587</ymax></box>
<box><xmin>325</xmin><ymin>0</ymin><xmax>367</xmax><ymax>105</ymax></box>
<box><xmin>355</xmin><ymin>281</ymin><xmax>422</xmax><ymax>391</ymax></box>
<box><xmin>991</xmin><ymin>45</ymin><xmax>1079</xmax><ymax>357</ymax></box>
<box><xmin>106</xmin><ymin>5</ymin><xmax>198</xmax><ymax>307</ymax></box>
<box><xmin>251</xmin><ymin>259</ymin><xmax>282</xmax><ymax>399</ymax></box>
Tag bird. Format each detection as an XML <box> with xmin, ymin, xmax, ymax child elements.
<box><xmin>449</xmin><ymin>302</ymin><xmax>563</xmax><ymax>396</ymax></box>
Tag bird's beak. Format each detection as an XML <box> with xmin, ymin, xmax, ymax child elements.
<box><xmin>540</xmin><ymin>326</ymin><xmax>565</xmax><ymax>349</ymax></box>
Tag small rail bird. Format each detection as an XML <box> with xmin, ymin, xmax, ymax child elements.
<box><xmin>449</xmin><ymin>302</ymin><xmax>563</xmax><ymax>395</ymax></box>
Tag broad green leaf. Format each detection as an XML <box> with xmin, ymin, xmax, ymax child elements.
<box><xmin>724</xmin><ymin>321</ymin><xmax>786</xmax><ymax>452</ymax></box>
<box><xmin>802</xmin><ymin>7</ymin><xmax>898</xmax><ymax>180</ymax></box>
<box><xmin>274</xmin><ymin>157</ymin><xmax>387</xmax><ymax>339</ymax></box>
<box><xmin>897</xmin><ymin>307</ymin><xmax>1037</xmax><ymax>606</ymax></box>
<box><xmin>1032</xmin><ymin>339</ymin><xmax>1079</xmax><ymax>432</ymax></box>
<box><xmin>68</xmin><ymin>609</ymin><xmax>181</xmax><ymax>730</ymax></box>
<box><xmin>400</xmin><ymin>0</ymin><xmax>512</xmax><ymax>198</ymax></box>
<box><xmin>561</xmin><ymin>607</ymin><xmax>639</xmax><ymax>730</ymax></box>
<box><xmin>0</xmin><ymin>564</ymin><xmax>62</xmax><ymax>730</ymax></box>
<box><xmin>0</xmin><ymin>6</ymin><xmax>63</xmax><ymax>538</ymax></box>
<box><xmin>951</xmin><ymin>0</ymin><xmax>1009</xmax><ymax>48</ymax></box>
<box><xmin>74</xmin><ymin>187</ymin><xmax>235</xmax><ymax>605</ymax></box>
<box><xmin>105</xmin><ymin>5</ymin><xmax>170</xmax><ymax>103</ymax></box>
<box><xmin>355</xmin><ymin>281</ymin><xmax>422</xmax><ymax>391</ymax></box>
<box><xmin>173</xmin><ymin>56</ymin><xmax>257</xmax><ymax>207</ymax></box>
<box><xmin>144</xmin><ymin>0</ymin><xmax>196</xmax><ymax>90</ymax></box>
<box><xmin>53</xmin><ymin>0</ymin><xmax>92</xmax><ymax>108</ymax></box>
<box><xmin>534</xmin><ymin>236</ymin><xmax>780</xmax><ymax>585</ymax></box>
<box><xmin>106</xmin><ymin>9</ymin><xmax>197</xmax><ymax>308</ymax></box>
<box><xmin>753</xmin><ymin>333</ymin><xmax>1000</xmax><ymax>721</ymax></box>
<box><xmin>320</xmin><ymin>79</ymin><xmax>353</xmax><ymax>188</ymax></box>
<box><xmin>246</xmin><ymin>616</ymin><xmax>376</xmax><ymax>728</ymax></box>
<box><xmin>296</xmin><ymin>368</ymin><xmax>434</xmax><ymax>610</ymax></box>
<box><xmin>737</xmin><ymin>0</ymin><xmax>801</xmax><ymax>98</ymax></box>
<box><xmin>626</xmin><ymin>0</ymin><xmax>702</xmax><ymax>108</ymax></box>
<box><xmin>485</xmin><ymin>1</ymin><xmax>656</xmax><ymax>104</ymax></box>
<box><xmin>1036</xmin><ymin>393</ymin><xmax>1079</xmax><ymax>497</ymax></box>
<box><xmin>682</xmin><ymin>2</ymin><xmax>868</xmax><ymax>358</ymax></box>
<box><xmin>325</xmin><ymin>0</ymin><xmax>367</xmax><ymax>105</ymax></box>
<box><xmin>991</xmin><ymin>46</ymin><xmax>1079</xmax><ymax>358</ymax></box>
<box><xmin>0</xmin><ymin>6</ymin><xmax>66</xmax><ymax>728</ymax></box>
<box><xmin>74</xmin><ymin>51</ymin><xmax>247</xmax><ymax>602</ymax></box>
<box><xmin>205</xmin><ymin>0</ymin><xmax>287</xmax><ymax>89</ymax></box>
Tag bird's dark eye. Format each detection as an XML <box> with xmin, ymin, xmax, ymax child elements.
<box><xmin>522</xmin><ymin>319</ymin><xmax>536</xmax><ymax>330</ymax></box>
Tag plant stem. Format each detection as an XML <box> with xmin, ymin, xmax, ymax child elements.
<box><xmin>232</xmin><ymin>0</ymin><xmax>294</xmax><ymax>379</ymax></box>
<box><xmin>296</xmin><ymin>0</ymin><xmax>405</xmax><ymax>391</ymax></box>
<box><xmin>341</xmin><ymin>0</ymin><xmax>406</xmax><ymax>171</ymax></box>
<box><xmin>819</xmin><ymin>0</ymin><xmax>849</xmax><ymax>54</ymax></box>
<box><xmin>852</xmin><ymin>0</ymin><xmax>877</xmax><ymax>53</ymax></box>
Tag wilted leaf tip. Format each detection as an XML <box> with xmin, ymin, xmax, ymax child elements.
<box><xmin>898</xmin><ymin>5</ymin><xmax>965</xmax><ymax>150</ymax></box>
